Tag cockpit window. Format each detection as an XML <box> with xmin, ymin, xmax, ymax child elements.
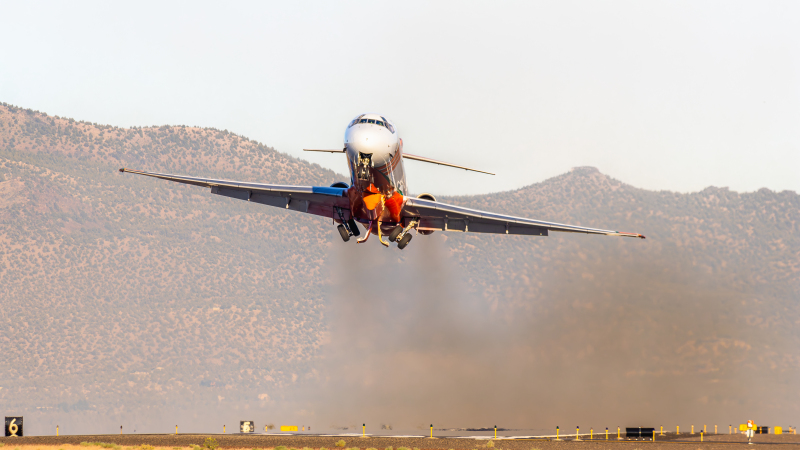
<box><xmin>348</xmin><ymin>114</ymin><xmax>365</xmax><ymax>128</ymax></box>
<box><xmin>350</xmin><ymin>115</ymin><xmax>395</xmax><ymax>133</ymax></box>
<box><xmin>381</xmin><ymin>116</ymin><xmax>395</xmax><ymax>133</ymax></box>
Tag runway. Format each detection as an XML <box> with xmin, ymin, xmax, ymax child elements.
<box><xmin>2</xmin><ymin>432</ymin><xmax>799</xmax><ymax>449</ymax></box>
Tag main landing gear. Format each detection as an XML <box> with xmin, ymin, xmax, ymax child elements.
<box><xmin>335</xmin><ymin>207</ymin><xmax>360</xmax><ymax>242</ymax></box>
<box><xmin>387</xmin><ymin>225</ymin><xmax>411</xmax><ymax>249</ymax></box>
<box><xmin>337</xmin><ymin>224</ymin><xmax>350</xmax><ymax>242</ymax></box>
<box><xmin>397</xmin><ymin>233</ymin><xmax>412</xmax><ymax>250</ymax></box>
<box><xmin>388</xmin><ymin>220</ymin><xmax>418</xmax><ymax>250</ymax></box>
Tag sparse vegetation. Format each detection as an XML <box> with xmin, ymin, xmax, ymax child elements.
<box><xmin>486</xmin><ymin>441</ymin><xmax>495</xmax><ymax>448</ymax></box>
<box><xmin>202</xmin><ymin>438</ymin><xmax>218</xmax><ymax>450</ymax></box>
<box><xmin>77</xmin><ymin>443</ymin><xmax>119</xmax><ymax>450</ymax></box>
<box><xmin>335</xmin><ymin>441</ymin><xmax>346</xmax><ymax>448</ymax></box>
<box><xmin>0</xmin><ymin>102</ymin><xmax>798</xmax><ymax>423</ymax></box>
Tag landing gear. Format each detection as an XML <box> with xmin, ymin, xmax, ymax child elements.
<box><xmin>337</xmin><ymin>224</ymin><xmax>350</xmax><ymax>242</ymax></box>
<box><xmin>347</xmin><ymin>218</ymin><xmax>361</xmax><ymax>237</ymax></box>
<box><xmin>334</xmin><ymin>206</ymin><xmax>360</xmax><ymax>241</ymax></box>
<box><xmin>388</xmin><ymin>226</ymin><xmax>403</xmax><ymax>242</ymax></box>
<box><xmin>393</xmin><ymin>219</ymin><xmax>419</xmax><ymax>249</ymax></box>
<box><xmin>397</xmin><ymin>233</ymin><xmax>412</xmax><ymax>249</ymax></box>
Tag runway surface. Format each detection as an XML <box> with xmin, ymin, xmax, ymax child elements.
<box><xmin>2</xmin><ymin>433</ymin><xmax>799</xmax><ymax>449</ymax></box>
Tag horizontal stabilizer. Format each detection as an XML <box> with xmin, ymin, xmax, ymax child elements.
<box><xmin>403</xmin><ymin>153</ymin><xmax>494</xmax><ymax>175</ymax></box>
<box><xmin>303</xmin><ymin>148</ymin><xmax>345</xmax><ymax>153</ymax></box>
<box><xmin>302</xmin><ymin>148</ymin><xmax>493</xmax><ymax>175</ymax></box>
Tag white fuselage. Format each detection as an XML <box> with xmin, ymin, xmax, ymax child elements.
<box><xmin>344</xmin><ymin>113</ymin><xmax>407</xmax><ymax>196</ymax></box>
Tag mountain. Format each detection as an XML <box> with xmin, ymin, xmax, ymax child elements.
<box><xmin>0</xmin><ymin>102</ymin><xmax>798</xmax><ymax>434</ymax></box>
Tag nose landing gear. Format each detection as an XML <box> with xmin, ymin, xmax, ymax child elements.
<box><xmin>356</xmin><ymin>152</ymin><xmax>373</xmax><ymax>182</ymax></box>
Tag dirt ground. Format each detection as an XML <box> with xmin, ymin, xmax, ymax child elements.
<box><xmin>1</xmin><ymin>433</ymin><xmax>799</xmax><ymax>450</ymax></box>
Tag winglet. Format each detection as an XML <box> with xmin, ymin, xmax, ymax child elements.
<box><xmin>119</xmin><ymin>168</ymin><xmax>126</xmax><ymax>173</ymax></box>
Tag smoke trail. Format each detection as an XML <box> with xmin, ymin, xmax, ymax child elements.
<box><xmin>310</xmin><ymin>234</ymin><xmax>795</xmax><ymax>430</ymax></box>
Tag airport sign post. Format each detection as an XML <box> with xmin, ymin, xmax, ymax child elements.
<box><xmin>5</xmin><ymin>417</ymin><xmax>23</xmax><ymax>437</ymax></box>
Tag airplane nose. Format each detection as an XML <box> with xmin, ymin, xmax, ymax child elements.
<box><xmin>346</xmin><ymin>127</ymin><xmax>396</xmax><ymax>164</ymax></box>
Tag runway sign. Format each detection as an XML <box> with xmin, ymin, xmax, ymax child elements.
<box><xmin>5</xmin><ymin>417</ymin><xmax>23</xmax><ymax>437</ymax></box>
<box><xmin>240</xmin><ymin>421</ymin><xmax>255</xmax><ymax>433</ymax></box>
<box><xmin>625</xmin><ymin>427</ymin><xmax>654</xmax><ymax>439</ymax></box>
<box><xmin>280</xmin><ymin>425</ymin><xmax>298</xmax><ymax>432</ymax></box>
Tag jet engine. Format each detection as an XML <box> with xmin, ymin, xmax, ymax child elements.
<box><xmin>416</xmin><ymin>193</ymin><xmax>436</xmax><ymax>235</ymax></box>
<box><xmin>330</xmin><ymin>181</ymin><xmax>349</xmax><ymax>189</ymax></box>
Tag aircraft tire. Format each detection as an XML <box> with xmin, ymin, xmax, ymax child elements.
<box><xmin>397</xmin><ymin>233</ymin><xmax>412</xmax><ymax>249</ymax></box>
<box><xmin>337</xmin><ymin>224</ymin><xmax>350</xmax><ymax>242</ymax></box>
<box><xmin>348</xmin><ymin>218</ymin><xmax>361</xmax><ymax>237</ymax></box>
<box><xmin>388</xmin><ymin>226</ymin><xmax>403</xmax><ymax>242</ymax></box>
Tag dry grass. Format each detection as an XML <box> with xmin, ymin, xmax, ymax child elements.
<box><xmin>0</xmin><ymin>446</ymin><xmax>295</xmax><ymax>450</ymax></box>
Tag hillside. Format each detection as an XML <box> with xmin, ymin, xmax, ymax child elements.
<box><xmin>0</xmin><ymin>102</ymin><xmax>798</xmax><ymax>433</ymax></box>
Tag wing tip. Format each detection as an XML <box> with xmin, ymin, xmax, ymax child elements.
<box><xmin>623</xmin><ymin>232</ymin><xmax>646</xmax><ymax>239</ymax></box>
<box><xmin>119</xmin><ymin>168</ymin><xmax>126</xmax><ymax>173</ymax></box>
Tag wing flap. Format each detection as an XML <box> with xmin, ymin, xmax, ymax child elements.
<box><xmin>120</xmin><ymin>168</ymin><xmax>351</xmax><ymax>219</ymax></box>
<box><xmin>405</xmin><ymin>197</ymin><xmax>643</xmax><ymax>239</ymax></box>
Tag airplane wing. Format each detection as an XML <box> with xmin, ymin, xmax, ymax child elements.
<box><xmin>119</xmin><ymin>168</ymin><xmax>353</xmax><ymax>219</ymax></box>
<box><xmin>402</xmin><ymin>196</ymin><xmax>645</xmax><ymax>239</ymax></box>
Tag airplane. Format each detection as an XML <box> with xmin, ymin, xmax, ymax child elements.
<box><xmin>120</xmin><ymin>113</ymin><xmax>645</xmax><ymax>249</ymax></box>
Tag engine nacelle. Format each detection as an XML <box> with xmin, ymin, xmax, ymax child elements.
<box><xmin>415</xmin><ymin>193</ymin><xmax>436</xmax><ymax>235</ymax></box>
<box><xmin>330</xmin><ymin>181</ymin><xmax>350</xmax><ymax>189</ymax></box>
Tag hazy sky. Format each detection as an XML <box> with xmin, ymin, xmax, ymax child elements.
<box><xmin>1</xmin><ymin>1</ymin><xmax>798</xmax><ymax>196</ymax></box>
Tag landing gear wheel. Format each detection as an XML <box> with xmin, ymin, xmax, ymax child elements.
<box><xmin>348</xmin><ymin>218</ymin><xmax>361</xmax><ymax>237</ymax></box>
<box><xmin>397</xmin><ymin>233</ymin><xmax>412</xmax><ymax>249</ymax></box>
<box><xmin>388</xmin><ymin>226</ymin><xmax>404</xmax><ymax>242</ymax></box>
<box><xmin>337</xmin><ymin>224</ymin><xmax>350</xmax><ymax>242</ymax></box>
